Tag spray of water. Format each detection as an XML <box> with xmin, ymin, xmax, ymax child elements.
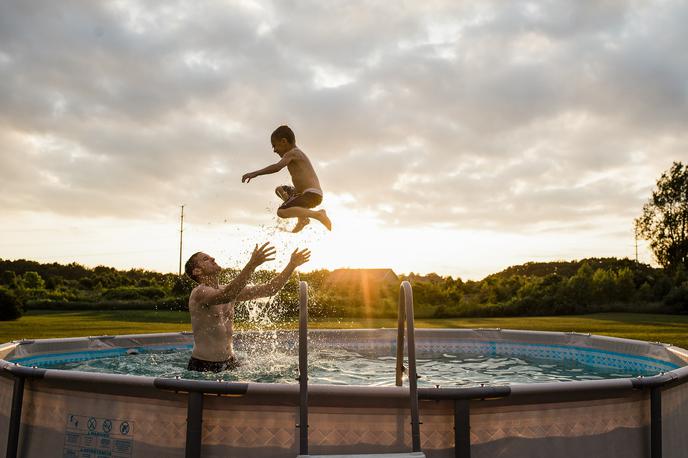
<box><xmin>205</xmin><ymin>207</ymin><xmax>328</xmax><ymax>376</ymax></box>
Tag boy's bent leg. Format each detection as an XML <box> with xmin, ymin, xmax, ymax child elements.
<box><xmin>316</xmin><ymin>209</ymin><xmax>332</xmax><ymax>230</ymax></box>
<box><xmin>277</xmin><ymin>191</ymin><xmax>330</xmax><ymax>230</ymax></box>
<box><xmin>275</xmin><ymin>185</ymin><xmax>294</xmax><ymax>202</ymax></box>
<box><xmin>278</xmin><ymin>206</ymin><xmax>331</xmax><ymax>231</ymax></box>
<box><xmin>292</xmin><ymin>217</ymin><xmax>310</xmax><ymax>233</ymax></box>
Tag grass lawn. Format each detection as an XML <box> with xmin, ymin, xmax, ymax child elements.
<box><xmin>1</xmin><ymin>310</ymin><xmax>688</xmax><ymax>349</ymax></box>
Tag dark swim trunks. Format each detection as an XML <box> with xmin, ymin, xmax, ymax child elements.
<box><xmin>276</xmin><ymin>185</ymin><xmax>323</xmax><ymax>210</ymax></box>
<box><xmin>187</xmin><ymin>356</ymin><xmax>240</xmax><ymax>372</ymax></box>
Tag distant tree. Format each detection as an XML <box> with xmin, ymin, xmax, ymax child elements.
<box><xmin>0</xmin><ymin>271</ymin><xmax>17</xmax><ymax>288</ymax></box>
<box><xmin>637</xmin><ymin>282</ymin><xmax>654</xmax><ymax>302</ymax></box>
<box><xmin>591</xmin><ymin>268</ymin><xmax>615</xmax><ymax>304</ymax></box>
<box><xmin>664</xmin><ymin>282</ymin><xmax>688</xmax><ymax>311</ymax></box>
<box><xmin>674</xmin><ymin>264</ymin><xmax>688</xmax><ymax>285</ymax></box>
<box><xmin>636</xmin><ymin>161</ymin><xmax>688</xmax><ymax>271</ymax></box>
<box><xmin>653</xmin><ymin>272</ymin><xmax>674</xmax><ymax>301</ymax></box>
<box><xmin>478</xmin><ymin>281</ymin><xmax>497</xmax><ymax>304</ymax></box>
<box><xmin>45</xmin><ymin>275</ymin><xmax>64</xmax><ymax>290</ymax></box>
<box><xmin>21</xmin><ymin>271</ymin><xmax>45</xmax><ymax>289</ymax></box>
<box><xmin>494</xmin><ymin>275</ymin><xmax>525</xmax><ymax>302</ymax></box>
<box><xmin>0</xmin><ymin>288</ymin><xmax>23</xmax><ymax>320</ymax></box>
<box><xmin>564</xmin><ymin>262</ymin><xmax>594</xmax><ymax>311</ymax></box>
<box><xmin>615</xmin><ymin>267</ymin><xmax>636</xmax><ymax>302</ymax></box>
<box><xmin>79</xmin><ymin>277</ymin><xmax>95</xmax><ymax>289</ymax></box>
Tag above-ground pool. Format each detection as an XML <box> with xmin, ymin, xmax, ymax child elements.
<box><xmin>6</xmin><ymin>329</ymin><xmax>682</xmax><ymax>386</ymax></box>
<box><xmin>2</xmin><ymin>327</ymin><xmax>688</xmax><ymax>457</ymax></box>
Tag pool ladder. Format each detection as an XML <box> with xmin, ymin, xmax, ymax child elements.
<box><xmin>296</xmin><ymin>280</ymin><xmax>425</xmax><ymax>458</ymax></box>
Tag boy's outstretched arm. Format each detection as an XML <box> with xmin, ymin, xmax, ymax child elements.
<box><xmin>236</xmin><ymin>248</ymin><xmax>311</xmax><ymax>301</ymax></box>
<box><xmin>196</xmin><ymin>243</ymin><xmax>276</xmax><ymax>307</ymax></box>
<box><xmin>241</xmin><ymin>153</ymin><xmax>293</xmax><ymax>183</ymax></box>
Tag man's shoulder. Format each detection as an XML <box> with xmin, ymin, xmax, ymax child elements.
<box><xmin>190</xmin><ymin>284</ymin><xmax>235</xmax><ymax>307</ymax></box>
<box><xmin>189</xmin><ymin>284</ymin><xmax>214</xmax><ymax>304</ymax></box>
<box><xmin>191</xmin><ymin>284</ymin><xmax>213</xmax><ymax>295</ymax></box>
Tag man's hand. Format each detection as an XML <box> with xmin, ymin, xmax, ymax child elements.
<box><xmin>235</xmin><ymin>247</ymin><xmax>312</xmax><ymax>301</ymax></box>
<box><xmin>248</xmin><ymin>242</ymin><xmax>276</xmax><ymax>267</ymax></box>
<box><xmin>289</xmin><ymin>248</ymin><xmax>311</xmax><ymax>267</ymax></box>
<box><xmin>242</xmin><ymin>172</ymin><xmax>258</xmax><ymax>183</ymax></box>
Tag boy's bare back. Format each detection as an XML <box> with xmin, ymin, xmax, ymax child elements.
<box><xmin>284</xmin><ymin>147</ymin><xmax>322</xmax><ymax>193</ymax></box>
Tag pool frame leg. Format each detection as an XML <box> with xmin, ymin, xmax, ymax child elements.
<box><xmin>651</xmin><ymin>387</ymin><xmax>662</xmax><ymax>458</ymax></box>
<box><xmin>185</xmin><ymin>391</ymin><xmax>204</xmax><ymax>458</ymax></box>
<box><xmin>6</xmin><ymin>376</ymin><xmax>24</xmax><ymax>458</ymax></box>
<box><xmin>454</xmin><ymin>399</ymin><xmax>470</xmax><ymax>458</ymax></box>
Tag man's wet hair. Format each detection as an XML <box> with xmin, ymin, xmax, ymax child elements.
<box><xmin>184</xmin><ymin>252</ymin><xmax>203</xmax><ymax>283</ymax></box>
<box><xmin>271</xmin><ymin>125</ymin><xmax>295</xmax><ymax>145</ymax></box>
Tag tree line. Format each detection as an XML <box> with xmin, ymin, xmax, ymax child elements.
<box><xmin>0</xmin><ymin>256</ymin><xmax>686</xmax><ymax>321</ymax></box>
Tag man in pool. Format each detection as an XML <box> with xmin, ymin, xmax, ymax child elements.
<box><xmin>184</xmin><ymin>243</ymin><xmax>311</xmax><ymax>372</ymax></box>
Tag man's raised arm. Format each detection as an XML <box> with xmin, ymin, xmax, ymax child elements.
<box><xmin>236</xmin><ymin>248</ymin><xmax>311</xmax><ymax>301</ymax></box>
<box><xmin>197</xmin><ymin>243</ymin><xmax>276</xmax><ymax>307</ymax></box>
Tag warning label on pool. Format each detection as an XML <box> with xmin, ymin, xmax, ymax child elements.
<box><xmin>63</xmin><ymin>414</ymin><xmax>134</xmax><ymax>458</ymax></box>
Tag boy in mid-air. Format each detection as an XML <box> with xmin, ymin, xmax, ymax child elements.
<box><xmin>242</xmin><ymin>125</ymin><xmax>332</xmax><ymax>233</ymax></box>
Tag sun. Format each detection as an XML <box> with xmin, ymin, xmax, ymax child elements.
<box><xmin>305</xmin><ymin>197</ymin><xmax>398</xmax><ymax>270</ymax></box>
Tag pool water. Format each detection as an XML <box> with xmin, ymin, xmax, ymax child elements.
<box><xmin>36</xmin><ymin>346</ymin><xmax>661</xmax><ymax>387</ymax></box>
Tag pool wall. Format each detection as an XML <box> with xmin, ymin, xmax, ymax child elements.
<box><xmin>2</xmin><ymin>329</ymin><xmax>688</xmax><ymax>457</ymax></box>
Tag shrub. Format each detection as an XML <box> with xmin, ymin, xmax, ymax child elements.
<box><xmin>664</xmin><ymin>282</ymin><xmax>688</xmax><ymax>311</ymax></box>
<box><xmin>26</xmin><ymin>300</ymin><xmax>172</xmax><ymax>311</ymax></box>
<box><xmin>0</xmin><ymin>288</ymin><xmax>23</xmax><ymax>320</ymax></box>
<box><xmin>102</xmin><ymin>286</ymin><xmax>166</xmax><ymax>301</ymax></box>
<box><xmin>171</xmin><ymin>276</ymin><xmax>195</xmax><ymax>296</ymax></box>
<box><xmin>20</xmin><ymin>271</ymin><xmax>46</xmax><ymax>290</ymax></box>
<box><xmin>0</xmin><ymin>271</ymin><xmax>17</xmax><ymax>288</ymax></box>
<box><xmin>160</xmin><ymin>296</ymin><xmax>188</xmax><ymax>311</ymax></box>
<box><xmin>433</xmin><ymin>304</ymin><xmax>452</xmax><ymax>318</ymax></box>
<box><xmin>79</xmin><ymin>277</ymin><xmax>95</xmax><ymax>289</ymax></box>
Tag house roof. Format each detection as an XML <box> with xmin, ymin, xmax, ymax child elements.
<box><xmin>326</xmin><ymin>268</ymin><xmax>399</xmax><ymax>285</ymax></box>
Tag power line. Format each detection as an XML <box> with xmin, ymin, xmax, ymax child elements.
<box><xmin>0</xmin><ymin>222</ymin><xmax>180</xmax><ymax>233</ymax></box>
<box><xmin>0</xmin><ymin>235</ymin><xmax>177</xmax><ymax>248</ymax></box>
<box><xmin>75</xmin><ymin>249</ymin><xmax>171</xmax><ymax>257</ymax></box>
<box><xmin>9</xmin><ymin>249</ymin><xmax>171</xmax><ymax>259</ymax></box>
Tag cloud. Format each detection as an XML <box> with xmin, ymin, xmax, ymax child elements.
<box><xmin>0</xmin><ymin>0</ymin><xmax>686</xmax><ymax>237</ymax></box>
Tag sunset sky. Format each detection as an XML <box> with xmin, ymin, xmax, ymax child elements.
<box><xmin>1</xmin><ymin>1</ymin><xmax>686</xmax><ymax>279</ymax></box>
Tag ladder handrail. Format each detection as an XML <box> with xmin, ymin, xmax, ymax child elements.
<box><xmin>395</xmin><ymin>292</ymin><xmax>406</xmax><ymax>386</ymax></box>
<box><xmin>298</xmin><ymin>280</ymin><xmax>422</xmax><ymax>455</ymax></box>
<box><xmin>395</xmin><ymin>281</ymin><xmax>422</xmax><ymax>453</ymax></box>
<box><xmin>298</xmin><ymin>281</ymin><xmax>309</xmax><ymax>456</ymax></box>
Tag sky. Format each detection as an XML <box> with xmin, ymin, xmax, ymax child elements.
<box><xmin>1</xmin><ymin>0</ymin><xmax>687</xmax><ymax>279</ymax></box>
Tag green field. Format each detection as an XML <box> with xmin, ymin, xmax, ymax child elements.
<box><xmin>2</xmin><ymin>311</ymin><xmax>688</xmax><ymax>349</ymax></box>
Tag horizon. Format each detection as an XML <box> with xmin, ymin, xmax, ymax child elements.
<box><xmin>1</xmin><ymin>1</ymin><xmax>681</xmax><ymax>279</ymax></box>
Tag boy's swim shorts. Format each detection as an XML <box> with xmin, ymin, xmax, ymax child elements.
<box><xmin>276</xmin><ymin>185</ymin><xmax>323</xmax><ymax>210</ymax></box>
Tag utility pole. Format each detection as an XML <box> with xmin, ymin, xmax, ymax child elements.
<box><xmin>178</xmin><ymin>205</ymin><xmax>185</xmax><ymax>276</ymax></box>
<box><xmin>634</xmin><ymin>223</ymin><xmax>639</xmax><ymax>263</ymax></box>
